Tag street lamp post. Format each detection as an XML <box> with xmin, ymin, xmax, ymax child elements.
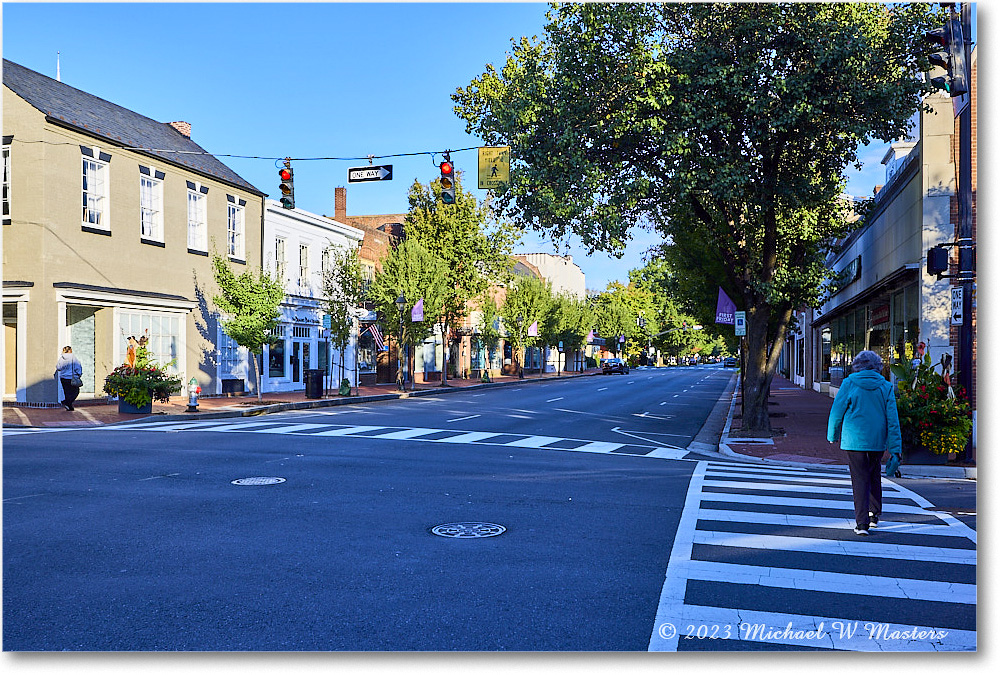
<box><xmin>396</xmin><ymin>293</ymin><xmax>406</xmax><ymax>392</ymax></box>
<box><xmin>516</xmin><ymin>315</ymin><xmax>524</xmax><ymax>379</ymax></box>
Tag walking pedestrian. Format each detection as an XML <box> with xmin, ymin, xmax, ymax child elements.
<box><xmin>827</xmin><ymin>350</ymin><xmax>902</xmax><ymax>535</ymax></box>
<box><xmin>54</xmin><ymin>345</ymin><xmax>83</xmax><ymax>411</ymax></box>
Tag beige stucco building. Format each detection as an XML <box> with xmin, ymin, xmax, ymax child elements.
<box><xmin>3</xmin><ymin>59</ymin><xmax>265</xmax><ymax>404</ymax></box>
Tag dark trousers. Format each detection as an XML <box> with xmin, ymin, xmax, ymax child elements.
<box><xmin>60</xmin><ymin>378</ymin><xmax>81</xmax><ymax>407</ymax></box>
<box><xmin>846</xmin><ymin>450</ymin><xmax>884</xmax><ymax>529</ymax></box>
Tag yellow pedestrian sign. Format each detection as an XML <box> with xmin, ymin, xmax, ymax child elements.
<box><xmin>478</xmin><ymin>146</ymin><xmax>510</xmax><ymax>190</ymax></box>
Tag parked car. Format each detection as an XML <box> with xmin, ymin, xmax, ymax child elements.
<box><xmin>724</xmin><ymin>357</ymin><xmax>738</xmax><ymax>367</ymax></box>
<box><xmin>602</xmin><ymin>358</ymin><xmax>629</xmax><ymax>375</ymax></box>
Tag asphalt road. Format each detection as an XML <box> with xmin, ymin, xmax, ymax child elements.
<box><xmin>3</xmin><ymin>366</ymin><xmax>977</xmax><ymax>652</ymax></box>
<box><xmin>3</xmin><ymin>367</ymin><xmax>730</xmax><ymax>651</ymax></box>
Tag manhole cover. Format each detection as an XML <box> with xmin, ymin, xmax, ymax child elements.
<box><xmin>431</xmin><ymin>522</ymin><xmax>506</xmax><ymax>538</ymax></box>
<box><xmin>231</xmin><ymin>477</ymin><xmax>286</xmax><ymax>486</ymax></box>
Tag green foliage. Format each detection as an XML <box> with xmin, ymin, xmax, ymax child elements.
<box><xmin>500</xmin><ymin>275</ymin><xmax>551</xmax><ymax>371</ymax></box>
<box><xmin>890</xmin><ymin>354</ymin><xmax>973</xmax><ymax>456</ymax></box>
<box><xmin>368</xmin><ymin>238</ymin><xmax>449</xmax><ymax>350</ymax></box>
<box><xmin>404</xmin><ymin>170</ymin><xmax>517</xmax><ymax>382</ymax></box>
<box><xmin>211</xmin><ymin>253</ymin><xmax>285</xmax><ymax>402</ymax></box>
<box><xmin>455</xmin><ymin>2</ymin><xmax>939</xmax><ymax>430</ymax></box>
<box><xmin>103</xmin><ymin>345</ymin><xmax>182</xmax><ymax>407</ymax></box>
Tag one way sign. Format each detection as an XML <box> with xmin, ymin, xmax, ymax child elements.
<box><xmin>348</xmin><ymin>165</ymin><xmax>393</xmax><ymax>183</ymax></box>
<box><xmin>951</xmin><ymin>287</ymin><xmax>964</xmax><ymax>325</ymax></box>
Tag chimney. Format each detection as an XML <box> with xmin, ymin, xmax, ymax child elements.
<box><xmin>169</xmin><ymin>121</ymin><xmax>191</xmax><ymax>137</ymax></box>
<box><xmin>335</xmin><ymin>187</ymin><xmax>347</xmax><ymax>222</ymax></box>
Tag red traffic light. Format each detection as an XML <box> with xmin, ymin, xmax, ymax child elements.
<box><xmin>439</xmin><ymin>161</ymin><xmax>454</xmax><ymax>176</ymax></box>
<box><xmin>279</xmin><ymin>168</ymin><xmax>292</xmax><ymax>181</ymax></box>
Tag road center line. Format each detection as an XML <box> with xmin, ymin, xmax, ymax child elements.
<box><xmin>447</xmin><ymin>414</ymin><xmax>480</xmax><ymax>423</ymax></box>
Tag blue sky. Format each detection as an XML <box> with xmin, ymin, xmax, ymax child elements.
<box><xmin>2</xmin><ymin>1</ymin><xmax>968</xmax><ymax>291</ymax></box>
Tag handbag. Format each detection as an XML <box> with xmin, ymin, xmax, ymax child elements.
<box><xmin>69</xmin><ymin>376</ymin><xmax>83</xmax><ymax>387</ymax></box>
<box><xmin>885</xmin><ymin>453</ymin><xmax>902</xmax><ymax>478</ymax></box>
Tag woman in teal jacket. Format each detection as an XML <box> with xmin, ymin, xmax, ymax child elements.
<box><xmin>827</xmin><ymin>350</ymin><xmax>902</xmax><ymax>535</ymax></box>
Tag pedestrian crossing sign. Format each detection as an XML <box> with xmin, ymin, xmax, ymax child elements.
<box><xmin>478</xmin><ymin>146</ymin><xmax>510</xmax><ymax>190</ymax></box>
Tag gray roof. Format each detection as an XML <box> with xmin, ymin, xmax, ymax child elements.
<box><xmin>2</xmin><ymin>59</ymin><xmax>263</xmax><ymax>196</ymax></box>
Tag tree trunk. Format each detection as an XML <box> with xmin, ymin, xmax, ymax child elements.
<box><xmin>440</xmin><ymin>322</ymin><xmax>449</xmax><ymax>387</ymax></box>
<box><xmin>252</xmin><ymin>350</ymin><xmax>263</xmax><ymax>403</ymax></box>
<box><xmin>740</xmin><ymin>303</ymin><xmax>793</xmax><ymax>435</ymax></box>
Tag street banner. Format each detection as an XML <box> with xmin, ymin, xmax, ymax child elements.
<box><xmin>528</xmin><ymin>320</ymin><xmax>538</xmax><ymax>337</ymax></box>
<box><xmin>411</xmin><ymin>298</ymin><xmax>424</xmax><ymax>322</ymax></box>
<box><xmin>715</xmin><ymin>287</ymin><xmax>736</xmax><ymax>325</ymax></box>
<box><xmin>586</xmin><ymin>329</ymin><xmax>594</xmax><ymax>342</ymax></box>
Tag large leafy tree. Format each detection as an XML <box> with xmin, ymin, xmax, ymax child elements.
<box><xmin>368</xmin><ymin>238</ymin><xmax>449</xmax><ymax>391</ymax></box>
<box><xmin>454</xmin><ymin>2</ymin><xmax>940</xmax><ymax>432</ymax></box>
<box><xmin>211</xmin><ymin>253</ymin><xmax>285</xmax><ymax>403</ymax></box>
<box><xmin>500</xmin><ymin>275</ymin><xmax>551</xmax><ymax>378</ymax></box>
<box><xmin>404</xmin><ymin>170</ymin><xmax>518</xmax><ymax>386</ymax></box>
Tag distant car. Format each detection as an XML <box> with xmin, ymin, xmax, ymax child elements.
<box><xmin>602</xmin><ymin>358</ymin><xmax>629</xmax><ymax>375</ymax></box>
<box><xmin>724</xmin><ymin>357</ymin><xmax>738</xmax><ymax>367</ymax></box>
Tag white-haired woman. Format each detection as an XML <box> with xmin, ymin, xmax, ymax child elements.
<box><xmin>827</xmin><ymin>350</ymin><xmax>902</xmax><ymax>535</ymax></box>
<box><xmin>54</xmin><ymin>345</ymin><xmax>83</xmax><ymax>411</ymax></box>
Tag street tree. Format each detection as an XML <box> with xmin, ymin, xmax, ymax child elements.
<box><xmin>321</xmin><ymin>245</ymin><xmax>366</xmax><ymax>390</ymax></box>
<box><xmin>453</xmin><ymin>1</ymin><xmax>941</xmax><ymax>432</ymax></box>
<box><xmin>368</xmin><ymin>238</ymin><xmax>449</xmax><ymax>391</ymax></box>
<box><xmin>404</xmin><ymin>170</ymin><xmax>518</xmax><ymax>386</ymax></box>
<box><xmin>500</xmin><ymin>275</ymin><xmax>551</xmax><ymax>378</ymax></box>
<box><xmin>211</xmin><ymin>253</ymin><xmax>285</xmax><ymax>403</ymax></box>
<box><xmin>542</xmin><ymin>294</ymin><xmax>594</xmax><ymax>374</ymax></box>
<box><xmin>474</xmin><ymin>293</ymin><xmax>504</xmax><ymax>380</ymax></box>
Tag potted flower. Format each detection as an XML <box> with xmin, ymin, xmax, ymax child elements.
<box><xmin>104</xmin><ymin>339</ymin><xmax>182</xmax><ymax>414</ymax></box>
<box><xmin>890</xmin><ymin>349</ymin><xmax>973</xmax><ymax>460</ymax></box>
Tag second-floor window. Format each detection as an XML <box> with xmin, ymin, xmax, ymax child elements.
<box><xmin>299</xmin><ymin>244</ymin><xmax>309</xmax><ymax>286</ymax></box>
<box><xmin>275</xmin><ymin>237</ymin><xmax>287</xmax><ymax>281</ymax></box>
<box><xmin>227</xmin><ymin>202</ymin><xmax>245</xmax><ymax>260</ymax></box>
<box><xmin>140</xmin><ymin>175</ymin><xmax>163</xmax><ymax>242</ymax></box>
<box><xmin>2</xmin><ymin>142</ymin><xmax>10</xmax><ymax>224</ymax></box>
<box><xmin>82</xmin><ymin>157</ymin><xmax>109</xmax><ymax>228</ymax></box>
<box><xmin>187</xmin><ymin>189</ymin><xmax>207</xmax><ymax>251</ymax></box>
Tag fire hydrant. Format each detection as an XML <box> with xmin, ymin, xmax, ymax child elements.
<box><xmin>186</xmin><ymin>377</ymin><xmax>201</xmax><ymax>412</ymax></box>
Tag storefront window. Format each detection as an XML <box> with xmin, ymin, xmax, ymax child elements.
<box><xmin>892</xmin><ymin>290</ymin><xmax>906</xmax><ymax>363</ymax></box>
<box><xmin>819</xmin><ymin>327</ymin><xmax>831</xmax><ymax>382</ymax></box>
<box><xmin>905</xmin><ymin>283</ymin><xmax>920</xmax><ymax>358</ymax></box>
<box><xmin>357</xmin><ymin>329</ymin><xmax>376</xmax><ymax>374</ymax></box>
<box><xmin>268</xmin><ymin>339</ymin><xmax>285</xmax><ymax>378</ymax></box>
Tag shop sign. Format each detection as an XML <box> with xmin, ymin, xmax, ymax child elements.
<box><xmin>870</xmin><ymin>304</ymin><xmax>890</xmax><ymax>328</ymax></box>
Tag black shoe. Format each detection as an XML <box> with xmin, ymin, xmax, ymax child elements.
<box><xmin>67</xmin><ymin>405</ymin><xmax>75</xmax><ymax>411</ymax></box>
<box><xmin>869</xmin><ymin>512</ymin><xmax>879</xmax><ymax>528</ymax></box>
<box><xmin>61</xmin><ymin>401</ymin><xmax>71</xmax><ymax>411</ymax></box>
<box><xmin>854</xmin><ymin>527</ymin><xmax>870</xmax><ymax>535</ymax></box>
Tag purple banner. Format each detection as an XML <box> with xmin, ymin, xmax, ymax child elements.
<box><xmin>411</xmin><ymin>298</ymin><xmax>424</xmax><ymax>322</ymax></box>
<box><xmin>715</xmin><ymin>287</ymin><xmax>736</xmax><ymax>325</ymax></box>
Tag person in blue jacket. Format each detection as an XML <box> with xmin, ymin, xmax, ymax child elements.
<box><xmin>827</xmin><ymin>350</ymin><xmax>902</xmax><ymax>535</ymax></box>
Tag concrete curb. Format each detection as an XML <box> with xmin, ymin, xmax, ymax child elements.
<box><xmin>715</xmin><ymin>377</ymin><xmax>976</xmax><ymax>480</ymax></box>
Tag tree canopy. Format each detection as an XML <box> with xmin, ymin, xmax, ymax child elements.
<box><xmin>454</xmin><ymin>1</ymin><xmax>941</xmax><ymax>431</ymax></box>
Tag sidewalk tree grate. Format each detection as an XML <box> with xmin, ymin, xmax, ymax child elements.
<box><xmin>430</xmin><ymin>522</ymin><xmax>506</xmax><ymax>538</ymax></box>
<box><xmin>231</xmin><ymin>477</ymin><xmax>286</xmax><ymax>486</ymax></box>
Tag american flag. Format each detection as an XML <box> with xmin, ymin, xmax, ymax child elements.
<box><xmin>366</xmin><ymin>323</ymin><xmax>386</xmax><ymax>351</ymax></box>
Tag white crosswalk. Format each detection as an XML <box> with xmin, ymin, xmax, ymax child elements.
<box><xmin>84</xmin><ymin>417</ymin><xmax>691</xmax><ymax>460</ymax></box>
<box><xmin>648</xmin><ymin>460</ymin><xmax>977</xmax><ymax>652</ymax></box>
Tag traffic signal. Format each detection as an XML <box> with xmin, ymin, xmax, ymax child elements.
<box><xmin>279</xmin><ymin>160</ymin><xmax>294</xmax><ymax>209</ymax></box>
<box><xmin>927</xmin><ymin>246</ymin><xmax>950</xmax><ymax>276</ymax></box>
<box><xmin>924</xmin><ymin>17</ymin><xmax>968</xmax><ymax>97</ymax></box>
<box><xmin>439</xmin><ymin>155</ymin><xmax>456</xmax><ymax>204</ymax></box>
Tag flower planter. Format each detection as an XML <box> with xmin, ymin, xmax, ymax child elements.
<box><xmin>118</xmin><ymin>400</ymin><xmax>153</xmax><ymax>415</ymax></box>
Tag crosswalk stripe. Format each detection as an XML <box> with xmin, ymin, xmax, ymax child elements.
<box><xmin>698</xmin><ymin>492</ymin><xmax>934</xmax><ymax>514</ymax></box>
<box><xmin>501</xmin><ymin>435</ymin><xmax>564</xmax><ymax>448</ymax></box>
<box><xmin>704</xmin><ymin>471</ymin><xmax>854</xmax><ymax>485</ymax></box>
<box><xmin>692</xmin><ymin>530</ymin><xmax>976</xmax><ymax>564</ymax></box>
<box><xmin>675</xmin><ymin>559</ymin><xmax>976</xmax><ymax>604</ymax></box>
<box><xmin>310</xmin><ymin>425</ymin><xmax>386</xmax><ymax>436</ymax></box>
<box><xmin>703</xmin><ymin>479</ymin><xmax>906</xmax><ymax>496</ymax></box>
<box><xmin>571</xmin><ymin>441</ymin><xmax>625</xmax><ymax>453</ymax></box>
<box><xmin>696</xmin><ymin>509</ymin><xmax>966</xmax><ymax>537</ymax></box>
<box><xmin>433</xmin><ymin>431</ymin><xmax>501</xmax><ymax>444</ymax></box>
<box><xmin>370</xmin><ymin>428</ymin><xmax>443</xmax><ymax>440</ymax></box>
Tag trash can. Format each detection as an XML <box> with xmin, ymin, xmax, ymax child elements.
<box><xmin>304</xmin><ymin>369</ymin><xmax>325</xmax><ymax>399</ymax></box>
